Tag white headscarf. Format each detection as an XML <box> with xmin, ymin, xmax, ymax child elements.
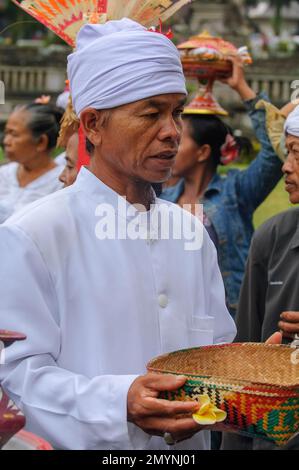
<box><xmin>284</xmin><ymin>105</ymin><xmax>299</xmax><ymax>137</ymax></box>
<box><xmin>67</xmin><ymin>18</ymin><xmax>186</xmax><ymax>116</ymax></box>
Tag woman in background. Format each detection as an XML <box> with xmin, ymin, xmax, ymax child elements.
<box><xmin>0</xmin><ymin>103</ymin><xmax>64</xmax><ymax>223</ymax></box>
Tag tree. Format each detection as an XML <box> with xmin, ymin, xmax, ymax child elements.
<box><xmin>0</xmin><ymin>0</ymin><xmax>63</xmax><ymax>43</ymax></box>
<box><xmin>245</xmin><ymin>0</ymin><xmax>299</xmax><ymax>36</ymax></box>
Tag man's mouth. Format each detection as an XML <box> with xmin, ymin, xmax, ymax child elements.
<box><xmin>153</xmin><ymin>152</ymin><xmax>177</xmax><ymax>160</ymax></box>
<box><xmin>285</xmin><ymin>180</ymin><xmax>297</xmax><ymax>191</ymax></box>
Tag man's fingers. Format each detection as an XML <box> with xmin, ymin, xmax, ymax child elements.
<box><xmin>137</xmin><ymin>415</ymin><xmax>203</xmax><ymax>438</ymax></box>
<box><xmin>265</xmin><ymin>331</ymin><xmax>282</xmax><ymax>345</ymax></box>
<box><xmin>144</xmin><ymin>373</ymin><xmax>187</xmax><ymax>392</ymax></box>
<box><xmin>167</xmin><ymin>417</ymin><xmax>203</xmax><ymax>437</ymax></box>
<box><xmin>278</xmin><ymin>321</ymin><xmax>299</xmax><ymax>334</ymax></box>
<box><xmin>140</xmin><ymin>396</ymin><xmax>199</xmax><ymax>417</ymax></box>
<box><xmin>280</xmin><ymin>311</ymin><xmax>299</xmax><ymax>323</ymax></box>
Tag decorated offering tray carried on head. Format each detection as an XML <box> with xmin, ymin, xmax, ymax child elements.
<box><xmin>0</xmin><ymin>330</ymin><xmax>26</xmax><ymax>449</ymax></box>
<box><xmin>148</xmin><ymin>343</ymin><xmax>299</xmax><ymax>447</ymax></box>
<box><xmin>178</xmin><ymin>32</ymin><xmax>252</xmax><ymax>116</ymax></box>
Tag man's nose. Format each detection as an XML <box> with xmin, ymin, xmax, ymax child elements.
<box><xmin>159</xmin><ymin>116</ymin><xmax>181</xmax><ymax>142</ymax></box>
<box><xmin>3</xmin><ymin>134</ymin><xmax>10</xmax><ymax>146</ymax></box>
<box><xmin>282</xmin><ymin>154</ymin><xmax>294</xmax><ymax>174</ymax></box>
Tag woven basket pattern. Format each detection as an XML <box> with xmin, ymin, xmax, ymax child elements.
<box><xmin>147</xmin><ymin>343</ymin><xmax>299</xmax><ymax>446</ymax></box>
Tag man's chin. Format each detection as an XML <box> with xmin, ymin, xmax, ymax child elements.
<box><xmin>289</xmin><ymin>193</ymin><xmax>299</xmax><ymax>204</ymax></box>
<box><xmin>148</xmin><ymin>170</ymin><xmax>172</xmax><ymax>184</ymax></box>
<box><xmin>5</xmin><ymin>154</ymin><xmax>18</xmax><ymax>163</ymax></box>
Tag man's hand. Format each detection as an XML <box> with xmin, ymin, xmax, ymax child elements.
<box><xmin>265</xmin><ymin>331</ymin><xmax>282</xmax><ymax>344</ymax></box>
<box><xmin>278</xmin><ymin>311</ymin><xmax>299</xmax><ymax>339</ymax></box>
<box><xmin>220</xmin><ymin>56</ymin><xmax>256</xmax><ymax>101</ymax></box>
<box><xmin>280</xmin><ymin>101</ymin><xmax>299</xmax><ymax>119</ymax></box>
<box><xmin>127</xmin><ymin>373</ymin><xmax>205</xmax><ymax>444</ymax></box>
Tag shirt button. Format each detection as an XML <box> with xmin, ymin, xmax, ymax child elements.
<box><xmin>158</xmin><ymin>294</ymin><xmax>168</xmax><ymax>308</ymax></box>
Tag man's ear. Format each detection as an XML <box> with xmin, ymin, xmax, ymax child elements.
<box><xmin>196</xmin><ymin>144</ymin><xmax>211</xmax><ymax>163</ymax></box>
<box><xmin>80</xmin><ymin>108</ymin><xmax>107</xmax><ymax>147</ymax></box>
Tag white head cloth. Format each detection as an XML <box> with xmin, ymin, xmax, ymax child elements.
<box><xmin>284</xmin><ymin>105</ymin><xmax>299</xmax><ymax>137</ymax></box>
<box><xmin>67</xmin><ymin>18</ymin><xmax>186</xmax><ymax>116</ymax></box>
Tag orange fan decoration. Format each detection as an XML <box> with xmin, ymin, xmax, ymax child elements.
<box><xmin>11</xmin><ymin>0</ymin><xmax>191</xmax><ymax>47</ymax></box>
<box><xmin>11</xmin><ymin>0</ymin><xmax>191</xmax><ymax>169</ymax></box>
<box><xmin>178</xmin><ymin>31</ymin><xmax>252</xmax><ymax>116</ymax></box>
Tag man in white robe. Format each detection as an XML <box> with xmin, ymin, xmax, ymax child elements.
<box><xmin>0</xmin><ymin>18</ymin><xmax>236</xmax><ymax>450</ymax></box>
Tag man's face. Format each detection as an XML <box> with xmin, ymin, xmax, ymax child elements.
<box><xmin>92</xmin><ymin>93</ymin><xmax>185</xmax><ymax>184</ymax></box>
<box><xmin>283</xmin><ymin>134</ymin><xmax>299</xmax><ymax>203</ymax></box>
<box><xmin>59</xmin><ymin>132</ymin><xmax>79</xmax><ymax>188</ymax></box>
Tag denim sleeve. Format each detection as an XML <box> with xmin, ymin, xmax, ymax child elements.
<box><xmin>235</xmin><ymin>92</ymin><xmax>283</xmax><ymax>212</ymax></box>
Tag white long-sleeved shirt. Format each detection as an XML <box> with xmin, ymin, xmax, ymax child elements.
<box><xmin>0</xmin><ymin>162</ymin><xmax>63</xmax><ymax>223</ymax></box>
<box><xmin>0</xmin><ymin>167</ymin><xmax>236</xmax><ymax>450</ymax></box>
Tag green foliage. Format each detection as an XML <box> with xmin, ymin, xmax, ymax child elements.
<box><xmin>0</xmin><ymin>145</ymin><xmax>4</xmax><ymax>163</ymax></box>
<box><xmin>0</xmin><ymin>1</ymin><xmax>64</xmax><ymax>44</ymax></box>
<box><xmin>218</xmin><ymin>161</ymin><xmax>292</xmax><ymax>228</ymax></box>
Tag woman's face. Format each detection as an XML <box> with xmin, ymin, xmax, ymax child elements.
<box><xmin>3</xmin><ymin>110</ymin><xmax>38</xmax><ymax>164</ymax></box>
<box><xmin>171</xmin><ymin>119</ymin><xmax>203</xmax><ymax>177</ymax></box>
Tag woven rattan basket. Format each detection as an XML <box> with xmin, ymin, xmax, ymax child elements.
<box><xmin>147</xmin><ymin>343</ymin><xmax>299</xmax><ymax>446</ymax></box>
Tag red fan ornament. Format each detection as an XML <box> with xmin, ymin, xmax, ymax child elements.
<box><xmin>11</xmin><ymin>0</ymin><xmax>191</xmax><ymax>170</ymax></box>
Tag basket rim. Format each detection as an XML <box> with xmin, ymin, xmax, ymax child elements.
<box><xmin>147</xmin><ymin>342</ymin><xmax>299</xmax><ymax>390</ymax></box>
<box><xmin>181</xmin><ymin>57</ymin><xmax>230</xmax><ymax>66</ymax></box>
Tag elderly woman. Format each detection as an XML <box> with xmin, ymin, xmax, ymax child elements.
<box><xmin>0</xmin><ymin>103</ymin><xmax>64</xmax><ymax>223</ymax></box>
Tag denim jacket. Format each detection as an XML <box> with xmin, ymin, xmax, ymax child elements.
<box><xmin>160</xmin><ymin>93</ymin><xmax>283</xmax><ymax>317</ymax></box>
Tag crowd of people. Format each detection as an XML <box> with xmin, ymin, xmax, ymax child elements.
<box><xmin>0</xmin><ymin>17</ymin><xmax>298</xmax><ymax>451</ymax></box>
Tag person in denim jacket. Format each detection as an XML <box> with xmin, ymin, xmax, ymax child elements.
<box><xmin>160</xmin><ymin>58</ymin><xmax>283</xmax><ymax>318</ymax></box>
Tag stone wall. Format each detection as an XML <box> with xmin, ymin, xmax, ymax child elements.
<box><xmin>0</xmin><ymin>45</ymin><xmax>70</xmax><ymax>67</ymax></box>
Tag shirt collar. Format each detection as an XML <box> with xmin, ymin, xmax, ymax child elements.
<box><xmin>205</xmin><ymin>173</ymin><xmax>222</xmax><ymax>195</ymax></box>
<box><xmin>161</xmin><ymin>173</ymin><xmax>222</xmax><ymax>203</ymax></box>
<box><xmin>73</xmin><ymin>166</ymin><xmax>158</xmax><ymax>223</ymax></box>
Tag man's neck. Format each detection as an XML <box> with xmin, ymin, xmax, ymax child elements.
<box><xmin>90</xmin><ymin>161</ymin><xmax>155</xmax><ymax>210</ymax></box>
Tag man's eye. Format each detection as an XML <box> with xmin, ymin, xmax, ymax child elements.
<box><xmin>174</xmin><ymin>109</ymin><xmax>184</xmax><ymax>117</ymax></box>
<box><xmin>145</xmin><ymin>112</ymin><xmax>159</xmax><ymax>118</ymax></box>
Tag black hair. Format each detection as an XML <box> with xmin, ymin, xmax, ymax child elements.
<box><xmin>86</xmin><ymin>137</ymin><xmax>94</xmax><ymax>155</ymax></box>
<box><xmin>184</xmin><ymin>114</ymin><xmax>234</xmax><ymax>167</ymax></box>
<box><xmin>16</xmin><ymin>102</ymin><xmax>64</xmax><ymax>151</ymax></box>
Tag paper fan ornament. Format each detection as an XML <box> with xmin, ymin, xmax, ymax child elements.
<box><xmin>11</xmin><ymin>0</ymin><xmax>191</xmax><ymax>47</ymax></box>
<box><xmin>178</xmin><ymin>31</ymin><xmax>252</xmax><ymax>116</ymax></box>
<box><xmin>11</xmin><ymin>0</ymin><xmax>191</xmax><ymax>170</ymax></box>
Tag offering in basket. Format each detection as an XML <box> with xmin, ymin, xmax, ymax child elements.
<box><xmin>0</xmin><ymin>330</ymin><xmax>26</xmax><ymax>449</ymax></box>
<box><xmin>147</xmin><ymin>343</ymin><xmax>299</xmax><ymax>447</ymax></box>
<box><xmin>178</xmin><ymin>31</ymin><xmax>252</xmax><ymax>116</ymax></box>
